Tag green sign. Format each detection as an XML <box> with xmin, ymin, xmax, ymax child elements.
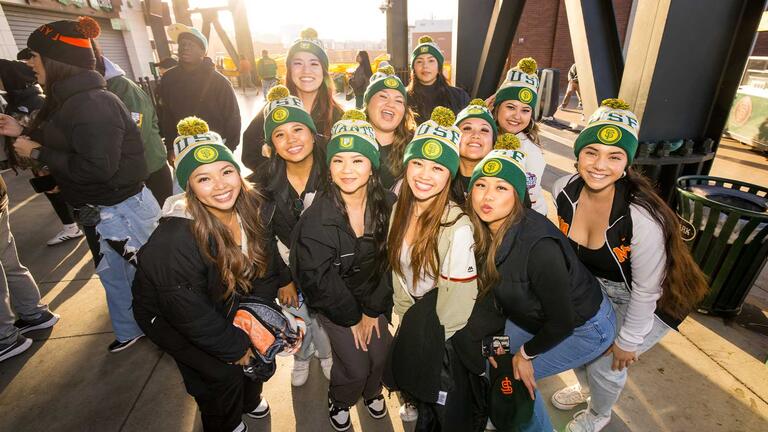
<box><xmin>58</xmin><ymin>0</ymin><xmax>71</xmax><ymax>5</ymax></box>
<box><xmin>71</xmin><ymin>0</ymin><xmax>85</xmax><ymax>7</ymax></box>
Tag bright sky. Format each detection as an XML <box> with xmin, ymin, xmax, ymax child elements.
<box><xmin>188</xmin><ymin>0</ymin><xmax>457</xmax><ymax>42</ymax></box>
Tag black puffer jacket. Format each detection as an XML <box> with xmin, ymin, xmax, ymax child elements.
<box><xmin>290</xmin><ymin>191</ymin><xmax>395</xmax><ymax>327</ymax></box>
<box><xmin>131</xmin><ymin>202</ymin><xmax>291</xmax><ymax>362</ymax></box>
<box><xmin>35</xmin><ymin>70</ymin><xmax>146</xmax><ymax>207</ymax></box>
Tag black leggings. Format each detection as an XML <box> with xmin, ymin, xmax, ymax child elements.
<box><xmin>145</xmin><ymin>164</ymin><xmax>173</xmax><ymax>208</ymax></box>
<box><xmin>43</xmin><ymin>191</ymin><xmax>74</xmax><ymax>225</ymax></box>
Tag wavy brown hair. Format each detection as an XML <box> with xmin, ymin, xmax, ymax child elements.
<box><xmin>186</xmin><ymin>178</ymin><xmax>269</xmax><ymax>299</ymax></box>
<box><xmin>467</xmin><ymin>188</ymin><xmax>525</xmax><ymax>298</ymax></box>
<box><xmin>387</xmin><ymin>170</ymin><xmax>459</xmax><ymax>283</ymax></box>
<box><xmin>366</xmin><ymin>104</ymin><xmax>417</xmax><ymax>179</ymax></box>
<box><xmin>624</xmin><ymin>167</ymin><xmax>709</xmax><ymax>319</ymax></box>
<box><xmin>286</xmin><ymin>60</ymin><xmax>342</xmax><ymax>140</ymax></box>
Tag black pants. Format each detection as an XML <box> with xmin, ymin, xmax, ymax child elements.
<box><xmin>43</xmin><ymin>191</ymin><xmax>74</xmax><ymax>225</ymax></box>
<box><xmin>145</xmin><ymin>164</ymin><xmax>174</xmax><ymax>207</ymax></box>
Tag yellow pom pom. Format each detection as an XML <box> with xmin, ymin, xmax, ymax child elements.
<box><xmin>469</xmin><ymin>98</ymin><xmax>485</xmax><ymax>107</ymax></box>
<box><xmin>342</xmin><ymin>109</ymin><xmax>367</xmax><ymax>121</ymax></box>
<box><xmin>430</xmin><ymin>106</ymin><xmax>455</xmax><ymax>127</ymax></box>
<box><xmin>601</xmin><ymin>98</ymin><xmax>631</xmax><ymax>110</ymax></box>
<box><xmin>300</xmin><ymin>27</ymin><xmax>318</xmax><ymax>40</ymax></box>
<box><xmin>516</xmin><ymin>57</ymin><xmax>537</xmax><ymax>75</ymax></box>
<box><xmin>378</xmin><ymin>65</ymin><xmax>395</xmax><ymax>75</ymax></box>
<box><xmin>418</xmin><ymin>35</ymin><xmax>434</xmax><ymax>44</ymax></box>
<box><xmin>494</xmin><ymin>133</ymin><xmax>521</xmax><ymax>150</ymax></box>
<box><xmin>267</xmin><ymin>85</ymin><xmax>290</xmax><ymax>102</ymax></box>
<box><xmin>177</xmin><ymin>117</ymin><xmax>209</xmax><ymax>136</ymax></box>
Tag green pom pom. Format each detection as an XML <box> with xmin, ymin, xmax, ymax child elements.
<box><xmin>177</xmin><ymin>117</ymin><xmax>209</xmax><ymax>136</ymax></box>
<box><xmin>601</xmin><ymin>98</ymin><xmax>630</xmax><ymax>110</ymax></box>
<box><xmin>468</xmin><ymin>98</ymin><xmax>485</xmax><ymax>107</ymax></box>
<box><xmin>418</xmin><ymin>35</ymin><xmax>434</xmax><ymax>44</ymax></box>
<box><xmin>378</xmin><ymin>65</ymin><xmax>395</xmax><ymax>75</ymax></box>
<box><xmin>494</xmin><ymin>133</ymin><xmax>521</xmax><ymax>150</ymax></box>
<box><xmin>267</xmin><ymin>85</ymin><xmax>290</xmax><ymax>102</ymax></box>
<box><xmin>342</xmin><ymin>109</ymin><xmax>367</xmax><ymax>121</ymax></box>
<box><xmin>430</xmin><ymin>106</ymin><xmax>455</xmax><ymax>127</ymax></box>
<box><xmin>300</xmin><ymin>27</ymin><xmax>318</xmax><ymax>39</ymax></box>
<box><xmin>516</xmin><ymin>57</ymin><xmax>537</xmax><ymax>75</ymax></box>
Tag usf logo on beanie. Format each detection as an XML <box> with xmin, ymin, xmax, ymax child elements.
<box><xmin>173</xmin><ymin>117</ymin><xmax>239</xmax><ymax>190</ymax></box>
<box><xmin>574</xmin><ymin>98</ymin><xmax>640</xmax><ymax>163</ymax></box>
<box><xmin>494</xmin><ymin>58</ymin><xmax>540</xmax><ymax>109</ymax></box>
<box><xmin>327</xmin><ymin>109</ymin><xmax>380</xmax><ymax>168</ymax></box>
<box><xmin>364</xmin><ymin>62</ymin><xmax>406</xmax><ymax>105</ymax></box>
<box><xmin>410</xmin><ymin>35</ymin><xmax>445</xmax><ymax>71</ymax></box>
<box><xmin>469</xmin><ymin>134</ymin><xmax>528</xmax><ymax>200</ymax></box>
<box><xmin>454</xmin><ymin>98</ymin><xmax>498</xmax><ymax>141</ymax></box>
<box><xmin>403</xmin><ymin>106</ymin><xmax>461</xmax><ymax>178</ymax></box>
<box><xmin>262</xmin><ymin>85</ymin><xmax>317</xmax><ymax>146</ymax></box>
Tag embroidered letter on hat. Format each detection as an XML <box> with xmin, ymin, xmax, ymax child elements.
<box><xmin>501</xmin><ymin>377</ymin><xmax>514</xmax><ymax>395</ymax></box>
<box><xmin>340</xmin><ymin>137</ymin><xmax>354</xmax><ymax>149</ymax></box>
<box><xmin>194</xmin><ymin>146</ymin><xmax>219</xmax><ymax>163</ymax></box>
<box><xmin>422</xmin><ymin>140</ymin><xmax>443</xmax><ymax>159</ymax></box>
<box><xmin>597</xmin><ymin>125</ymin><xmax>622</xmax><ymax>145</ymax></box>
<box><xmin>482</xmin><ymin>159</ymin><xmax>502</xmax><ymax>176</ymax></box>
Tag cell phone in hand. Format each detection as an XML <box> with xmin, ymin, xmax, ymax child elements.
<box><xmin>482</xmin><ymin>335</ymin><xmax>511</xmax><ymax>358</ymax></box>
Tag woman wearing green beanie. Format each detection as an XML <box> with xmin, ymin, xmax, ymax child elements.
<box><xmin>242</xmin><ymin>28</ymin><xmax>343</xmax><ymax>173</ymax></box>
<box><xmin>386</xmin><ymin>107</ymin><xmax>480</xmax><ymax>427</ymax></box>
<box><xmin>466</xmin><ymin>148</ymin><xmax>617</xmax><ymax>432</ymax></box>
<box><xmin>454</xmin><ymin>98</ymin><xmax>498</xmax><ymax>194</ymax></box>
<box><xmin>492</xmin><ymin>57</ymin><xmax>548</xmax><ymax>215</ymax></box>
<box><xmin>551</xmin><ymin>99</ymin><xmax>708</xmax><ymax>432</ymax></box>
<box><xmin>363</xmin><ymin>62</ymin><xmax>416</xmax><ymax>189</ymax></box>
<box><xmin>291</xmin><ymin>110</ymin><xmax>396</xmax><ymax>431</ymax></box>
<box><xmin>407</xmin><ymin>35</ymin><xmax>470</xmax><ymax>123</ymax></box>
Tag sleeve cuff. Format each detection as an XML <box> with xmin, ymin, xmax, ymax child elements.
<box><xmin>520</xmin><ymin>344</ymin><xmax>538</xmax><ymax>360</ymax></box>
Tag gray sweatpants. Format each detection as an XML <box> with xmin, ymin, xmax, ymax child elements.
<box><xmin>319</xmin><ymin>314</ymin><xmax>392</xmax><ymax>407</ymax></box>
<box><xmin>0</xmin><ymin>208</ymin><xmax>48</xmax><ymax>346</ymax></box>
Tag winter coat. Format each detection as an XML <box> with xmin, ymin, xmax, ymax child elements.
<box><xmin>103</xmin><ymin>57</ymin><xmax>167</xmax><ymax>174</ymax></box>
<box><xmin>255</xmin><ymin>57</ymin><xmax>277</xmax><ymax>80</ymax></box>
<box><xmin>156</xmin><ymin>58</ymin><xmax>241</xmax><ymax>151</ymax></box>
<box><xmin>290</xmin><ymin>191</ymin><xmax>396</xmax><ymax>326</ymax></box>
<box><xmin>35</xmin><ymin>70</ymin><xmax>147</xmax><ymax>208</ymax></box>
<box><xmin>350</xmin><ymin>64</ymin><xmax>372</xmax><ymax>95</ymax></box>
<box><xmin>408</xmin><ymin>83</ymin><xmax>470</xmax><ymax>123</ymax></box>
<box><xmin>131</xmin><ymin>195</ymin><xmax>291</xmax><ymax>363</ymax></box>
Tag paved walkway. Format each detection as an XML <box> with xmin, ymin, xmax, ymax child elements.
<box><xmin>1</xmin><ymin>92</ymin><xmax>767</xmax><ymax>431</ymax></box>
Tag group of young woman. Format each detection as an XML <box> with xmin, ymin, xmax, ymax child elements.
<box><xmin>0</xmin><ymin>19</ymin><xmax>709</xmax><ymax>432</ymax></box>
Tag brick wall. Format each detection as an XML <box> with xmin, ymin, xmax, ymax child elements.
<box><xmin>753</xmin><ymin>31</ymin><xmax>768</xmax><ymax>57</ymax></box>
<box><xmin>412</xmin><ymin>31</ymin><xmax>452</xmax><ymax>63</ymax></box>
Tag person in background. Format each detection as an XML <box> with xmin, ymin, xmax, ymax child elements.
<box><xmin>560</xmin><ymin>63</ymin><xmax>581</xmax><ymax>110</ymax></box>
<box><xmin>255</xmin><ymin>49</ymin><xmax>278</xmax><ymax>97</ymax></box>
<box><xmin>239</xmin><ymin>55</ymin><xmax>253</xmax><ymax>91</ymax></box>
<box><xmin>407</xmin><ymin>35</ymin><xmax>469</xmax><ymax>122</ymax></box>
<box><xmin>349</xmin><ymin>50</ymin><xmax>372</xmax><ymax>110</ymax></box>
<box><xmin>157</xmin><ymin>24</ymin><xmax>241</xmax><ymax>157</ymax></box>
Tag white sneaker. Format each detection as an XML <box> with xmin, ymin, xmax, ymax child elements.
<box><xmin>364</xmin><ymin>394</ymin><xmax>387</xmax><ymax>419</ymax></box>
<box><xmin>246</xmin><ymin>397</ymin><xmax>270</xmax><ymax>419</ymax></box>
<box><xmin>552</xmin><ymin>384</ymin><xmax>590</xmax><ymax>410</ymax></box>
<box><xmin>566</xmin><ymin>409</ymin><xmax>611</xmax><ymax>432</ymax></box>
<box><xmin>320</xmin><ymin>357</ymin><xmax>333</xmax><ymax>380</ymax></box>
<box><xmin>291</xmin><ymin>359</ymin><xmax>310</xmax><ymax>387</ymax></box>
<box><xmin>485</xmin><ymin>418</ymin><xmax>497</xmax><ymax>430</ymax></box>
<box><xmin>329</xmin><ymin>398</ymin><xmax>351</xmax><ymax>431</ymax></box>
<box><xmin>47</xmin><ymin>224</ymin><xmax>84</xmax><ymax>246</ymax></box>
<box><xmin>399</xmin><ymin>402</ymin><xmax>418</xmax><ymax>422</ymax></box>
<box><xmin>232</xmin><ymin>420</ymin><xmax>247</xmax><ymax>432</ymax></box>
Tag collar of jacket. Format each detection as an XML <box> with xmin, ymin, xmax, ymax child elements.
<box><xmin>267</xmin><ymin>153</ymin><xmax>324</xmax><ymax>200</ymax></box>
<box><xmin>561</xmin><ymin>174</ymin><xmax>631</xmax><ymax>226</ymax></box>
<box><xmin>50</xmin><ymin>70</ymin><xmax>105</xmax><ymax>104</ymax></box>
<box><xmin>315</xmin><ymin>189</ymin><xmax>397</xmax><ymax>232</ymax></box>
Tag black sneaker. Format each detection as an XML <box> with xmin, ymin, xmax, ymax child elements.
<box><xmin>365</xmin><ymin>394</ymin><xmax>387</xmax><ymax>419</ymax></box>
<box><xmin>246</xmin><ymin>398</ymin><xmax>270</xmax><ymax>419</ymax></box>
<box><xmin>232</xmin><ymin>421</ymin><xmax>247</xmax><ymax>432</ymax></box>
<box><xmin>0</xmin><ymin>336</ymin><xmax>33</xmax><ymax>362</ymax></box>
<box><xmin>14</xmin><ymin>311</ymin><xmax>60</xmax><ymax>334</ymax></box>
<box><xmin>108</xmin><ymin>334</ymin><xmax>144</xmax><ymax>353</ymax></box>
<box><xmin>328</xmin><ymin>398</ymin><xmax>351</xmax><ymax>431</ymax></box>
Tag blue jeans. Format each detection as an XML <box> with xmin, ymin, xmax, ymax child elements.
<box><xmin>94</xmin><ymin>187</ymin><xmax>159</xmax><ymax>342</ymax></box>
<box><xmin>504</xmin><ymin>295</ymin><xmax>616</xmax><ymax>432</ymax></box>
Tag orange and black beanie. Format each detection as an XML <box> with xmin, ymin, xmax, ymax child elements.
<box><xmin>27</xmin><ymin>17</ymin><xmax>101</xmax><ymax>70</ymax></box>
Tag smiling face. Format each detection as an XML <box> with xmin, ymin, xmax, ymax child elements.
<box><xmin>458</xmin><ymin>118</ymin><xmax>494</xmax><ymax>163</ymax></box>
<box><xmin>329</xmin><ymin>152</ymin><xmax>372</xmax><ymax>195</ymax></box>
<box><xmin>413</xmin><ymin>54</ymin><xmax>439</xmax><ymax>85</ymax></box>
<box><xmin>367</xmin><ymin>88</ymin><xmax>406</xmax><ymax>133</ymax></box>
<box><xmin>271</xmin><ymin>122</ymin><xmax>315</xmax><ymax>163</ymax></box>
<box><xmin>289</xmin><ymin>51</ymin><xmax>324</xmax><ymax>94</ymax></box>
<box><xmin>496</xmin><ymin>100</ymin><xmax>532</xmax><ymax>134</ymax></box>
<box><xmin>28</xmin><ymin>51</ymin><xmax>45</xmax><ymax>86</ymax></box>
<box><xmin>577</xmin><ymin>143</ymin><xmax>628</xmax><ymax>192</ymax></box>
<box><xmin>188</xmin><ymin>161</ymin><xmax>242</xmax><ymax>218</ymax></box>
<box><xmin>470</xmin><ymin>176</ymin><xmax>518</xmax><ymax>233</ymax></box>
<box><xmin>405</xmin><ymin>158</ymin><xmax>451</xmax><ymax>202</ymax></box>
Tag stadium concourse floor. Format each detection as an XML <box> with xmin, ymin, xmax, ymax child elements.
<box><xmin>0</xmin><ymin>91</ymin><xmax>766</xmax><ymax>432</ymax></box>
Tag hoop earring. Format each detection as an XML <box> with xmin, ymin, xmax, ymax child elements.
<box><xmin>621</xmin><ymin>171</ymin><xmax>627</xmax><ymax>178</ymax></box>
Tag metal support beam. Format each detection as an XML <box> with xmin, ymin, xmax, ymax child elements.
<box><xmin>172</xmin><ymin>0</ymin><xmax>193</xmax><ymax>26</ymax></box>
<box><xmin>148</xmin><ymin>16</ymin><xmax>171</xmax><ymax>60</ymax></box>
<box><xmin>564</xmin><ymin>0</ymin><xmax>624</xmax><ymax>116</ymax></box>
<box><xmin>472</xmin><ymin>0</ymin><xmax>527</xmax><ymax>99</ymax></box>
<box><xmin>229</xmin><ymin>0</ymin><xmax>256</xmax><ymax>68</ymax></box>
<box><xmin>453</xmin><ymin>0</ymin><xmax>495</xmax><ymax>92</ymax></box>
<box><xmin>386</xmin><ymin>0</ymin><xmax>409</xmax><ymax>71</ymax></box>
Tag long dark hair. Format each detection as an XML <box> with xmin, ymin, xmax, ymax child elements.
<box><xmin>356</xmin><ymin>50</ymin><xmax>372</xmax><ymax>78</ymax></box>
<box><xmin>286</xmin><ymin>58</ymin><xmax>343</xmax><ymax>140</ymax></box>
<box><xmin>623</xmin><ymin>167</ymin><xmax>709</xmax><ymax>319</ymax></box>
<box><xmin>28</xmin><ymin>56</ymin><xmax>90</xmax><ymax>131</ymax></box>
<box><xmin>407</xmin><ymin>71</ymin><xmax>450</xmax><ymax>122</ymax></box>
<box><xmin>329</xmin><ymin>170</ymin><xmax>390</xmax><ymax>275</ymax></box>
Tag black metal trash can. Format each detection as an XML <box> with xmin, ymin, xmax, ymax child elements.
<box><xmin>676</xmin><ymin>176</ymin><xmax>768</xmax><ymax>315</ymax></box>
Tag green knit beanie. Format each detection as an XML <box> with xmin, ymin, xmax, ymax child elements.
<box><xmin>327</xmin><ymin>109</ymin><xmax>380</xmax><ymax>168</ymax></box>
<box><xmin>494</xmin><ymin>57</ymin><xmax>539</xmax><ymax>110</ymax></box>
<box><xmin>286</xmin><ymin>27</ymin><xmax>329</xmax><ymax>69</ymax></box>
<box><xmin>410</xmin><ymin>35</ymin><xmax>444</xmax><ymax>72</ymax></box>
<box><xmin>455</xmin><ymin>98</ymin><xmax>498</xmax><ymax>141</ymax></box>
<box><xmin>468</xmin><ymin>135</ymin><xmax>528</xmax><ymax>201</ymax></box>
<box><xmin>403</xmin><ymin>106</ymin><xmax>461</xmax><ymax>178</ymax></box>
<box><xmin>363</xmin><ymin>61</ymin><xmax>406</xmax><ymax>105</ymax></box>
<box><xmin>574</xmin><ymin>98</ymin><xmax>640</xmax><ymax>164</ymax></box>
<box><xmin>173</xmin><ymin>117</ymin><xmax>239</xmax><ymax>191</ymax></box>
<box><xmin>263</xmin><ymin>85</ymin><xmax>317</xmax><ymax>146</ymax></box>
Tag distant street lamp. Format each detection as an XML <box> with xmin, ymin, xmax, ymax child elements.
<box><xmin>379</xmin><ymin>0</ymin><xmax>392</xmax><ymax>14</ymax></box>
